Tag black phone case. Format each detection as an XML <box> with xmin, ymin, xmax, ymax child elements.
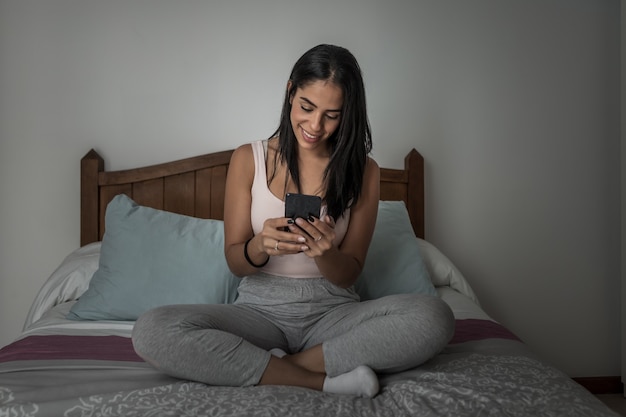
<box><xmin>285</xmin><ymin>193</ymin><xmax>322</xmax><ymax>220</ymax></box>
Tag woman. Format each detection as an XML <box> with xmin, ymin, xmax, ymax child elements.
<box><xmin>132</xmin><ymin>44</ymin><xmax>454</xmax><ymax>398</ymax></box>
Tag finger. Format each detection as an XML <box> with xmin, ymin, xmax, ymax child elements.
<box><xmin>294</xmin><ymin>217</ymin><xmax>319</xmax><ymax>237</ymax></box>
<box><xmin>307</xmin><ymin>217</ymin><xmax>335</xmax><ymax>242</ymax></box>
<box><xmin>282</xmin><ymin>227</ymin><xmax>307</xmax><ymax>243</ymax></box>
<box><xmin>276</xmin><ymin>240</ymin><xmax>309</xmax><ymax>253</ymax></box>
<box><xmin>264</xmin><ymin>217</ymin><xmax>296</xmax><ymax>230</ymax></box>
<box><xmin>322</xmin><ymin>215</ymin><xmax>336</xmax><ymax>228</ymax></box>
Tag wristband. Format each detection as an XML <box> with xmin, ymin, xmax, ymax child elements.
<box><xmin>244</xmin><ymin>237</ymin><xmax>269</xmax><ymax>268</ymax></box>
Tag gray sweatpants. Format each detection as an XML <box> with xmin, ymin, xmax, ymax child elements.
<box><xmin>132</xmin><ymin>274</ymin><xmax>455</xmax><ymax>387</ymax></box>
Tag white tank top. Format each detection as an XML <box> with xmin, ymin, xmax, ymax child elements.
<box><xmin>250</xmin><ymin>140</ymin><xmax>350</xmax><ymax>278</ymax></box>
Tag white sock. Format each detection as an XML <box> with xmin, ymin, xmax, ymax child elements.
<box><xmin>269</xmin><ymin>348</ymin><xmax>287</xmax><ymax>358</ymax></box>
<box><xmin>322</xmin><ymin>366</ymin><xmax>379</xmax><ymax>398</ymax></box>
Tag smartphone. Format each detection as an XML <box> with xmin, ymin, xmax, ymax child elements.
<box><xmin>285</xmin><ymin>193</ymin><xmax>322</xmax><ymax>220</ymax></box>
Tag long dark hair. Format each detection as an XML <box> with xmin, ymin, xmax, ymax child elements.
<box><xmin>269</xmin><ymin>44</ymin><xmax>372</xmax><ymax>220</ymax></box>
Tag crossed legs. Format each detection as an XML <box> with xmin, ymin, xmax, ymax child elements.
<box><xmin>132</xmin><ymin>293</ymin><xmax>453</xmax><ymax>398</ymax></box>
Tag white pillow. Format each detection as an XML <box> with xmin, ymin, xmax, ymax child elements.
<box><xmin>416</xmin><ymin>238</ymin><xmax>480</xmax><ymax>305</ymax></box>
<box><xmin>23</xmin><ymin>242</ymin><xmax>101</xmax><ymax>329</ymax></box>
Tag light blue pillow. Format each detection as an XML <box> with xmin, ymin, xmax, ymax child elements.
<box><xmin>355</xmin><ymin>201</ymin><xmax>437</xmax><ymax>300</ymax></box>
<box><xmin>68</xmin><ymin>194</ymin><xmax>240</xmax><ymax>321</ymax></box>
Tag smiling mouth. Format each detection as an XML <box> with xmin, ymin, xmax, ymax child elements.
<box><xmin>301</xmin><ymin>127</ymin><xmax>320</xmax><ymax>142</ymax></box>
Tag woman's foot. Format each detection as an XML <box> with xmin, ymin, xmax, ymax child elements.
<box><xmin>323</xmin><ymin>365</ymin><xmax>379</xmax><ymax>397</ymax></box>
<box><xmin>269</xmin><ymin>348</ymin><xmax>287</xmax><ymax>358</ymax></box>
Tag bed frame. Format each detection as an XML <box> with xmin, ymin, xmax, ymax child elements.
<box><xmin>80</xmin><ymin>148</ymin><xmax>425</xmax><ymax>246</ymax></box>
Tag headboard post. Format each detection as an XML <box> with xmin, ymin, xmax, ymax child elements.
<box><xmin>405</xmin><ymin>149</ymin><xmax>425</xmax><ymax>239</ymax></box>
<box><xmin>81</xmin><ymin>149</ymin><xmax>104</xmax><ymax>246</ymax></box>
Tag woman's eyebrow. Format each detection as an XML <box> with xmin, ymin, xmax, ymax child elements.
<box><xmin>299</xmin><ymin>97</ymin><xmax>342</xmax><ymax>113</ymax></box>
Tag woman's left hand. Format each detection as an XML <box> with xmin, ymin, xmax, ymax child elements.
<box><xmin>290</xmin><ymin>215</ymin><xmax>336</xmax><ymax>257</ymax></box>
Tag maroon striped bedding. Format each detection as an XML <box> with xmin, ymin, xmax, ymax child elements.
<box><xmin>0</xmin><ymin>319</ymin><xmax>518</xmax><ymax>364</ymax></box>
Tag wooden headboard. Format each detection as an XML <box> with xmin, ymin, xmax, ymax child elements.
<box><xmin>80</xmin><ymin>148</ymin><xmax>425</xmax><ymax>246</ymax></box>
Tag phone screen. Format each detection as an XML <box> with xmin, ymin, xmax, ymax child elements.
<box><xmin>285</xmin><ymin>193</ymin><xmax>322</xmax><ymax>220</ymax></box>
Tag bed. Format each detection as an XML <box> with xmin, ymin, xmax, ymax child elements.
<box><xmin>0</xmin><ymin>146</ymin><xmax>618</xmax><ymax>417</ymax></box>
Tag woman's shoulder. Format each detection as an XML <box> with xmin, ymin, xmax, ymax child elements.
<box><xmin>366</xmin><ymin>155</ymin><xmax>379</xmax><ymax>169</ymax></box>
<box><xmin>231</xmin><ymin>140</ymin><xmax>265</xmax><ymax>162</ymax></box>
<box><xmin>233</xmin><ymin>141</ymin><xmax>255</xmax><ymax>154</ymax></box>
<box><xmin>365</xmin><ymin>156</ymin><xmax>380</xmax><ymax>180</ymax></box>
<box><xmin>228</xmin><ymin>143</ymin><xmax>258</xmax><ymax>179</ymax></box>
<box><xmin>232</xmin><ymin>139</ymin><xmax>276</xmax><ymax>158</ymax></box>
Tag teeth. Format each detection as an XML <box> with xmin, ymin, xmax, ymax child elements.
<box><xmin>303</xmin><ymin>129</ymin><xmax>317</xmax><ymax>139</ymax></box>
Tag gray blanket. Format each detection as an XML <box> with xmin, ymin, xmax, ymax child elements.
<box><xmin>0</xmin><ymin>338</ymin><xmax>617</xmax><ymax>417</ymax></box>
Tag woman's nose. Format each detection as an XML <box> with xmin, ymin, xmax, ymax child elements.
<box><xmin>310</xmin><ymin>112</ymin><xmax>323</xmax><ymax>131</ymax></box>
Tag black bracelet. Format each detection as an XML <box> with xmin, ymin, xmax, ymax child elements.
<box><xmin>243</xmin><ymin>237</ymin><xmax>269</xmax><ymax>268</ymax></box>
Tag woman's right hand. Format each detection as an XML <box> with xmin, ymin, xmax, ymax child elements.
<box><xmin>260</xmin><ymin>218</ymin><xmax>309</xmax><ymax>255</ymax></box>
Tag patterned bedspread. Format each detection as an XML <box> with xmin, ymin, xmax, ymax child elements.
<box><xmin>0</xmin><ymin>319</ymin><xmax>617</xmax><ymax>417</ymax></box>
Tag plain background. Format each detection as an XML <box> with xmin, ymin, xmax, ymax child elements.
<box><xmin>0</xmin><ymin>0</ymin><xmax>621</xmax><ymax>379</ymax></box>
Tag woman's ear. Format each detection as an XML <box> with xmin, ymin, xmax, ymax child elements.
<box><xmin>287</xmin><ymin>80</ymin><xmax>294</xmax><ymax>104</ymax></box>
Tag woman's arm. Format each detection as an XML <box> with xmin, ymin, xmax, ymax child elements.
<box><xmin>223</xmin><ymin>144</ymin><xmax>306</xmax><ymax>277</ymax></box>
<box><xmin>295</xmin><ymin>158</ymin><xmax>380</xmax><ymax>288</ymax></box>
<box><xmin>223</xmin><ymin>144</ymin><xmax>262</xmax><ymax>277</ymax></box>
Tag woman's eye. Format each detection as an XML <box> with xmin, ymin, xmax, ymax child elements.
<box><xmin>326</xmin><ymin>113</ymin><xmax>340</xmax><ymax>120</ymax></box>
<box><xmin>301</xmin><ymin>106</ymin><xmax>313</xmax><ymax>112</ymax></box>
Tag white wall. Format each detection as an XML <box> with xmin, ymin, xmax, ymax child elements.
<box><xmin>0</xmin><ymin>0</ymin><xmax>620</xmax><ymax>378</ymax></box>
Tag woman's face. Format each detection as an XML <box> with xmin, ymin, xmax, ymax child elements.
<box><xmin>289</xmin><ymin>80</ymin><xmax>343</xmax><ymax>153</ymax></box>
